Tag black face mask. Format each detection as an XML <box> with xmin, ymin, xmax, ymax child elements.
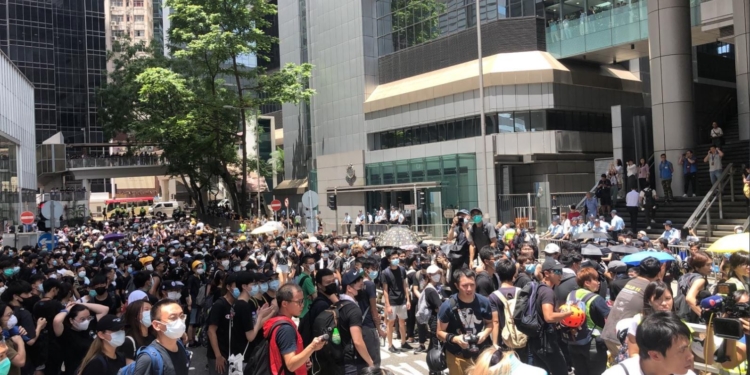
<box><xmin>95</xmin><ymin>287</ymin><xmax>107</xmax><ymax>295</ymax></box>
<box><xmin>323</xmin><ymin>283</ymin><xmax>338</xmax><ymax>296</ymax></box>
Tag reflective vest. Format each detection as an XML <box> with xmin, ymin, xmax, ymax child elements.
<box><xmin>561</xmin><ymin>289</ymin><xmax>600</xmax><ymax>346</ymax></box>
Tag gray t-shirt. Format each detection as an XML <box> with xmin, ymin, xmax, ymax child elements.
<box><xmin>708</xmin><ymin>153</ymin><xmax>723</xmax><ymax>172</ymax></box>
<box><xmin>601</xmin><ymin>277</ymin><xmax>650</xmax><ymax>344</ymax></box>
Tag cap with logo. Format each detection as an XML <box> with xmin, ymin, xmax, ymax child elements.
<box><xmin>97</xmin><ymin>314</ymin><xmax>125</xmax><ymax>332</ymax></box>
<box><xmin>542</xmin><ymin>258</ymin><xmax>564</xmax><ymax>271</ymax></box>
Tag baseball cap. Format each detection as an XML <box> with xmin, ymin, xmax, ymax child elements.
<box><xmin>162</xmin><ymin>280</ymin><xmax>184</xmax><ymax>291</ymax></box>
<box><xmin>542</xmin><ymin>258</ymin><xmax>564</xmax><ymax>271</ymax></box>
<box><xmin>341</xmin><ymin>269</ymin><xmax>363</xmax><ymax>288</ymax></box>
<box><xmin>610</xmin><ymin>209</ymin><xmax>617</xmax><ymax>214</ymax></box>
<box><xmin>127</xmin><ymin>290</ymin><xmax>148</xmax><ymax>304</ymax></box>
<box><xmin>97</xmin><ymin>315</ymin><xmax>125</xmax><ymax>332</ymax></box>
<box><xmin>255</xmin><ymin>271</ymin><xmax>270</xmax><ymax>283</ymax></box>
<box><xmin>664</xmin><ymin>220</ymin><xmax>673</xmax><ymax>226</ymax></box>
<box><xmin>457</xmin><ymin>209</ymin><xmax>470</xmax><ymax>216</ymax></box>
<box><xmin>191</xmin><ymin>260</ymin><xmax>203</xmax><ymax>270</ymax></box>
<box><xmin>543</xmin><ymin>243</ymin><xmax>560</xmax><ymax>254</ymax></box>
<box><xmin>470</xmin><ymin>207</ymin><xmax>482</xmax><ymax>214</ymax></box>
<box><xmin>426</xmin><ymin>265</ymin><xmax>441</xmax><ymax>274</ymax></box>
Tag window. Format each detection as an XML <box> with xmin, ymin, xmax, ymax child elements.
<box><xmin>134</xmin><ymin>15</ymin><xmax>144</xmax><ymax>22</ymax></box>
<box><xmin>111</xmin><ymin>15</ymin><xmax>123</xmax><ymax>22</ymax></box>
<box><xmin>133</xmin><ymin>0</ymin><xmax>144</xmax><ymax>6</ymax></box>
<box><xmin>498</xmin><ymin>113</ymin><xmax>513</xmax><ymax>133</ymax></box>
<box><xmin>134</xmin><ymin>30</ymin><xmax>144</xmax><ymax>37</ymax></box>
<box><xmin>111</xmin><ymin>0</ymin><xmax>123</xmax><ymax>6</ymax></box>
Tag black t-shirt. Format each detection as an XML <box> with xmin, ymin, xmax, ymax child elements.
<box><xmin>514</xmin><ymin>271</ymin><xmax>532</xmax><ymax>289</ymax></box>
<box><xmin>382</xmin><ymin>266</ymin><xmax>407</xmax><ymax>306</ymax></box>
<box><xmin>336</xmin><ymin>301</ymin><xmax>364</xmax><ymax>363</ymax></box>
<box><xmin>554</xmin><ymin>274</ymin><xmax>578</xmax><ymax>304</ymax></box>
<box><xmin>22</xmin><ymin>295</ymin><xmax>40</xmax><ymax>312</ymax></box>
<box><xmin>61</xmin><ymin>321</ymin><xmax>98</xmax><ymax>374</ymax></box>
<box><xmin>80</xmin><ymin>353</ymin><xmax>126</xmax><ymax>375</ymax></box>
<box><xmin>261</xmin><ymin>293</ymin><xmax>275</xmax><ymax>306</ymax></box>
<box><xmin>475</xmin><ymin>271</ymin><xmax>497</xmax><ymax>298</ymax></box>
<box><xmin>358</xmin><ymin>280</ymin><xmax>377</xmax><ymax>329</ymax></box>
<box><xmin>407</xmin><ymin>271</ymin><xmax>428</xmax><ymax>299</ymax></box>
<box><xmin>231</xmin><ymin>299</ymin><xmax>255</xmax><ymax>359</ymax></box>
<box><xmin>186</xmin><ymin>274</ymin><xmax>203</xmax><ymax>304</ymax></box>
<box><xmin>535</xmin><ymin>284</ymin><xmax>557</xmax><ymax>336</ymax></box>
<box><xmin>92</xmin><ymin>293</ymin><xmax>121</xmax><ymax>316</ymax></box>
<box><xmin>308</xmin><ymin>295</ymin><xmax>333</xmax><ymax>323</ymax></box>
<box><xmin>12</xmin><ymin>306</ymin><xmax>36</xmax><ymax>340</ymax></box>
<box><xmin>472</xmin><ymin>225</ymin><xmax>491</xmax><ymax>251</ymax></box>
<box><xmin>423</xmin><ymin>285</ymin><xmax>442</xmax><ymax>313</ymax></box>
<box><xmin>33</xmin><ymin>298</ymin><xmax>64</xmax><ymax>329</ymax></box>
<box><xmin>207</xmin><ymin>297</ymin><xmax>233</xmax><ymax>359</ymax></box>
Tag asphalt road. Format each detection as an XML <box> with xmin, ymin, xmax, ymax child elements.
<box><xmin>188</xmin><ymin>338</ymin><xmax>430</xmax><ymax>375</ymax></box>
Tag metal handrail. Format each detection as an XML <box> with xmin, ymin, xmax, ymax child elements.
<box><xmin>741</xmin><ymin>216</ymin><xmax>749</xmax><ymax>232</ymax></box>
<box><xmin>684</xmin><ymin>163</ymin><xmax>735</xmax><ymax>237</ymax></box>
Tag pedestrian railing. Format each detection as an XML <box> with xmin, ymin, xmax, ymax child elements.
<box><xmin>67</xmin><ymin>156</ymin><xmax>167</xmax><ymax>169</ymax></box>
<box><xmin>39</xmin><ymin>192</ymin><xmax>86</xmax><ymax>202</ymax></box>
<box><xmin>684</xmin><ymin>163</ymin><xmax>735</xmax><ymax>238</ymax></box>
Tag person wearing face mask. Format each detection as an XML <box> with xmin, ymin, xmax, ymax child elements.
<box><xmin>52</xmin><ymin>300</ymin><xmax>110</xmax><ymax>375</ymax></box>
<box><xmin>474</xmin><ymin>247</ymin><xmax>501</xmax><ymax>298</ymax></box>
<box><xmin>129</xmin><ymin>299</ymin><xmax>191</xmax><ymax>375</ymax></box>
<box><xmin>333</xmin><ymin>270</ymin><xmax>376</xmax><ymax>373</ymax></box>
<box><xmin>185</xmin><ymin>261</ymin><xmax>205</xmax><ymax>347</ymax></box>
<box><xmin>262</xmin><ymin>270</ymin><xmax>281</xmax><ymax>306</ymax></box>
<box><xmin>88</xmin><ymin>275</ymin><xmax>120</xmax><ymax>316</ymax></box>
<box><xmin>406</xmin><ymin>255</ymin><xmax>430</xmax><ymax>351</ymax></box>
<box><xmin>206</xmin><ymin>273</ymin><xmax>239</xmax><ymax>375</ymax></box>
<box><xmin>0</xmin><ymin>302</ymin><xmax>25</xmax><ymax>375</ymax></box>
<box><xmin>382</xmin><ymin>250</ymin><xmax>412</xmax><ymax>353</ymax></box>
<box><xmin>120</xmin><ymin>300</ymin><xmax>155</xmax><ymax>363</ymax></box>
<box><xmin>76</xmin><ymin>315</ymin><xmax>127</xmax><ymax>375</ymax></box>
<box><xmin>297</xmin><ymin>256</ymin><xmax>318</xmax><ymax>319</ymax></box>
<box><xmin>1</xmin><ymin>281</ymin><xmax>46</xmax><ymax>351</ymax></box>
<box><xmin>468</xmin><ymin>208</ymin><xmax>497</xmax><ymax>269</ymax></box>
<box><xmin>360</xmin><ymin>258</ymin><xmax>384</xmax><ymax>363</ymax></box>
<box><xmin>232</xmin><ymin>271</ymin><xmax>276</xmax><ymax>364</ymax></box>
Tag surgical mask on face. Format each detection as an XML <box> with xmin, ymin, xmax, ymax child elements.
<box><xmin>158</xmin><ymin>318</ymin><xmax>186</xmax><ymax>339</ymax></box>
<box><xmin>145</xmin><ymin>264</ymin><xmax>154</xmax><ymax>272</ymax></box>
<box><xmin>269</xmin><ymin>280</ymin><xmax>280</xmax><ymax>291</ymax></box>
<box><xmin>308</xmin><ymin>264</ymin><xmax>315</xmax><ymax>272</ymax></box>
<box><xmin>88</xmin><ymin>260</ymin><xmax>94</xmax><ymax>265</ymax></box>
<box><xmin>196</xmin><ymin>268</ymin><xmax>205</xmax><ymax>275</ymax></box>
<box><xmin>6</xmin><ymin>315</ymin><xmax>17</xmax><ymax>330</ymax></box>
<box><xmin>525</xmin><ymin>264</ymin><xmax>536</xmax><ymax>274</ymax></box>
<box><xmin>473</xmin><ymin>215</ymin><xmax>482</xmax><ymax>223</ymax></box>
<box><xmin>390</xmin><ymin>259</ymin><xmax>400</xmax><ymax>267</ymax></box>
<box><xmin>0</xmin><ymin>357</ymin><xmax>10</xmax><ymax>375</ymax></box>
<box><xmin>322</xmin><ymin>253</ymin><xmax>329</xmax><ymax>259</ymax></box>
<box><xmin>232</xmin><ymin>266</ymin><xmax>241</xmax><ymax>272</ymax></box>
<box><xmin>74</xmin><ymin>319</ymin><xmax>90</xmax><ymax>331</ymax></box>
<box><xmin>431</xmin><ymin>274</ymin><xmax>442</xmax><ymax>283</ymax></box>
<box><xmin>232</xmin><ymin>288</ymin><xmax>240</xmax><ymax>299</ymax></box>
<box><xmin>140</xmin><ymin>313</ymin><xmax>152</xmax><ymax>328</ymax></box>
<box><xmin>78</xmin><ymin>271</ymin><xmax>86</xmax><ymax>279</ymax></box>
<box><xmin>108</xmin><ymin>330</ymin><xmax>126</xmax><ymax>347</ymax></box>
<box><xmin>127</xmin><ymin>266</ymin><xmax>133</xmax><ymax>273</ymax></box>
<box><xmin>168</xmin><ymin>291</ymin><xmax>181</xmax><ymax>300</ymax></box>
<box><xmin>250</xmin><ymin>285</ymin><xmax>260</xmax><ymax>295</ymax></box>
<box><xmin>37</xmin><ymin>284</ymin><xmax>44</xmax><ymax>293</ymax></box>
<box><xmin>221</xmin><ymin>260</ymin><xmax>230</xmax><ymax>268</ymax></box>
<box><xmin>369</xmin><ymin>271</ymin><xmax>378</xmax><ymax>280</ymax></box>
<box><xmin>260</xmin><ymin>283</ymin><xmax>268</xmax><ymax>293</ymax></box>
<box><xmin>67</xmin><ymin>259</ymin><xmax>73</xmax><ymax>265</ymax></box>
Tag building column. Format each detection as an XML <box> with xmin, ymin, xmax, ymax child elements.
<box><xmin>81</xmin><ymin>179</ymin><xmax>91</xmax><ymax>216</ymax></box>
<box><xmin>168</xmin><ymin>178</ymin><xmax>177</xmax><ymax>201</ymax></box>
<box><xmin>477</xmin><ymin>136</ymin><xmax>497</xmax><ymax>222</ymax></box>
<box><xmin>735</xmin><ymin>0</ymin><xmax>750</xmax><ymax>140</ymax></box>
<box><xmin>648</xmin><ymin>0</ymin><xmax>694</xmax><ymax>196</ymax></box>
<box><xmin>159</xmin><ymin>178</ymin><xmax>169</xmax><ymax>200</ymax></box>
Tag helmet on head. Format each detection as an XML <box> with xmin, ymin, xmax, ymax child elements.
<box><xmin>560</xmin><ymin>304</ymin><xmax>586</xmax><ymax>328</ymax></box>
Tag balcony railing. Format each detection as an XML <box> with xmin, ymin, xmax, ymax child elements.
<box><xmin>39</xmin><ymin>192</ymin><xmax>87</xmax><ymax>202</ymax></box>
<box><xmin>546</xmin><ymin>0</ymin><xmax>702</xmax><ymax>59</ymax></box>
<box><xmin>66</xmin><ymin>156</ymin><xmax>167</xmax><ymax>169</ymax></box>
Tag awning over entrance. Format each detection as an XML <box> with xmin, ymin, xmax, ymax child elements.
<box><xmin>274</xmin><ymin>178</ymin><xmax>308</xmax><ymax>194</ymax></box>
<box><xmin>326</xmin><ymin>181</ymin><xmax>440</xmax><ymax>194</ymax></box>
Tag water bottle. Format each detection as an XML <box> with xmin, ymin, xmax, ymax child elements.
<box><xmin>332</xmin><ymin>327</ymin><xmax>341</xmax><ymax>345</ymax></box>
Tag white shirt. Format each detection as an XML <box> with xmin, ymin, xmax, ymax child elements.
<box><xmin>602</xmin><ymin>357</ymin><xmax>696</xmax><ymax>375</ymax></box>
<box><xmin>355</xmin><ymin>215</ymin><xmax>362</xmax><ymax>225</ymax></box>
<box><xmin>626</xmin><ymin>190</ymin><xmax>640</xmax><ymax>207</ymax></box>
<box><xmin>627</xmin><ymin>164</ymin><xmax>637</xmax><ymax>177</ymax></box>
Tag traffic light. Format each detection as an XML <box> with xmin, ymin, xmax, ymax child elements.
<box><xmin>417</xmin><ymin>191</ymin><xmax>426</xmax><ymax>209</ymax></box>
<box><xmin>327</xmin><ymin>193</ymin><xmax>337</xmax><ymax>210</ymax></box>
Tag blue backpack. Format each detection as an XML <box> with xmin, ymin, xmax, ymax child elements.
<box><xmin>117</xmin><ymin>341</ymin><xmax>190</xmax><ymax>375</ymax></box>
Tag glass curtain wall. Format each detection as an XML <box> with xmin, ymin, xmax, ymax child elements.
<box><xmin>376</xmin><ymin>0</ymin><xmax>544</xmax><ymax>56</ymax></box>
<box><xmin>365</xmin><ymin>154</ymin><xmax>477</xmax><ymax>224</ymax></box>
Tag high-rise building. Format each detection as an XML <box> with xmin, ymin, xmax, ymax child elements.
<box><xmin>0</xmin><ymin>0</ymin><xmax>107</xmax><ymax>146</ymax></box>
<box><xmin>276</xmin><ymin>0</ymin><xmax>749</xmax><ymax>233</ymax></box>
<box><xmin>105</xmin><ymin>0</ymin><xmax>155</xmax><ymax>51</ymax></box>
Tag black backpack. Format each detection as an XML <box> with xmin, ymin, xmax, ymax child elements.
<box><xmin>674</xmin><ymin>273</ymin><xmax>708</xmax><ymax>323</ymax></box>
<box><xmin>246</xmin><ymin>320</ymin><xmax>293</xmax><ymax>375</ymax></box>
<box><xmin>311</xmin><ymin>300</ymin><xmax>355</xmax><ymax>363</ymax></box>
<box><xmin>513</xmin><ymin>281</ymin><xmax>544</xmax><ymax>337</ymax></box>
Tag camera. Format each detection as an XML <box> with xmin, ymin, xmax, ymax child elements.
<box><xmin>463</xmin><ymin>333</ymin><xmax>479</xmax><ymax>353</ymax></box>
<box><xmin>701</xmin><ymin>283</ymin><xmax>750</xmax><ymax>340</ymax></box>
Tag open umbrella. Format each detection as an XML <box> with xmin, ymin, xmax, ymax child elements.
<box><xmin>581</xmin><ymin>244</ymin><xmax>603</xmax><ymax>257</ymax></box>
<box><xmin>400</xmin><ymin>244</ymin><xmax>418</xmax><ymax>251</ymax></box>
<box><xmin>575</xmin><ymin>231</ymin><xmax>611</xmax><ymax>240</ymax></box>
<box><xmin>609</xmin><ymin>244</ymin><xmax>640</xmax><ymax>254</ymax></box>
<box><xmin>621</xmin><ymin>251</ymin><xmax>675</xmax><ymax>266</ymax></box>
<box><xmin>376</xmin><ymin>226</ymin><xmax>421</xmax><ymax>248</ymax></box>
<box><xmin>103</xmin><ymin>233</ymin><xmax>125</xmax><ymax>242</ymax></box>
<box><xmin>707</xmin><ymin>233</ymin><xmax>749</xmax><ymax>253</ymax></box>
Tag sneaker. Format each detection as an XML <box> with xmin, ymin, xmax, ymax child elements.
<box><xmin>414</xmin><ymin>345</ymin><xmax>427</xmax><ymax>354</ymax></box>
<box><xmin>692</xmin><ymin>194</ymin><xmax>697</xmax><ymax>197</ymax></box>
<box><xmin>682</xmin><ymin>194</ymin><xmax>687</xmax><ymax>197</ymax></box>
<box><xmin>389</xmin><ymin>346</ymin><xmax>401</xmax><ymax>353</ymax></box>
<box><xmin>647</xmin><ymin>226</ymin><xmax>652</xmax><ymax>230</ymax></box>
<box><xmin>650</xmin><ymin>219</ymin><xmax>656</xmax><ymax>223</ymax></box>
<box><xmin>401</xmin><ymin>342</ymin><xmax>415</xmax><ymax>350</ymax></box>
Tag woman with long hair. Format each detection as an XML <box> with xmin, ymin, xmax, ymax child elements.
<box><xmin>615</xmin><ymin>159</ymin><xmax>624</xmax><ymax>198</ymax></box>
<box><xmin>468</xmin><ymin>348</ymin><xmax>547</xmax><ymax>375</ymax></box>
<box><xmin>638</xmin><ymin>158</ymin><xmax>650</xmax><ymax>190</ymax></box>
<box><xmin>76</xmin><ymin>315</ymin><xmax>126</xmax><ymax>375</ymax></box>
<box><xmin>725</xmin><ymin>251</ymin><xmax>750</xmax><ymax>291</ymax></box>
<box><xmin>623</xmin><ymin>281</ymin><xmax>674</xmax><ymax>358</ymax></box>
<box><xmin>52</xmin><ymin>300</ymin><xmax>109</xmax><ymax>374</ymax></box>
<box><xmin>0</xmin><ymin>302</ymin><xmax>26</xmax><ymax>375</ymax></box>
<box><xmin>119</xmin><ymin>300</ymin><xmax>155</xmax><ymax>363</ymax></box>
<box><xmin>683</xmin><ymin>251</ymin><xmax>713</xmax><ymax>322</ymax></box>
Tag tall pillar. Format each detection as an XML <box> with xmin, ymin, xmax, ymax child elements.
<box><xmin>648</xmin><ymin>0</ymin><xmax>694</xmax><ymax>196</ymax></box>
<box><xmin>735</xmin><ymin>0</ymin><xmax>750</xmax><ymax>140</ymax></box>
<box><xmin>159</xmin><ymin>178</ymin><xmax>169</xmax><ymax>200</ymax></box>
<box><xmin>168</xmin><ymin>178</ymin><xmax>177</xmax><ymax>201</ymax></box>
<box><xmin>81</xmin><ymin>179</ymin><xmax>91</xmax><ymax>217</ymax></box>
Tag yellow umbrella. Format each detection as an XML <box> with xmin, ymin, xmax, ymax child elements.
<box><xmin>707</xmin><ymin>233</ymin><xmax>749</xmax><ymax>253</ymax></box>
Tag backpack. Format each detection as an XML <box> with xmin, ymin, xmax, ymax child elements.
<box><xmin>117</xmin><ymin>341</ymin><xmax>189</xmax><ymax>375</ymax></box>
<box><xmin>560</xmin><ymin>290</ymin><xmax>598</xmax><ymax>346</ymax></box>
<box><xmin>416</xmin><ymin>284</ymin><xmax>436</xmax><ymax>325</ymax></box>
<box><xmin>195</xmin><ymin>301</ymin><xmax>215</xmax><ymax>348</ymax></box>
<box><xmin>674</xmin><ymin>273</ymin><xmax>705</xmax><ymax>323</ymax></box>
<box><xmin>194</xmin><ymin>282</ymin><xmax>208</xmax><ymax>307</ymax></box>
<box><xmin>311</xmin><ymin>300</ymin><xmax>355</xmax><ymax>363</ymax></box>
<box><xmin>492</xmin><ymin>288</ymin><xmax>527</xmax><ymax>349</ymax></box>
<box><xmin>246</xmin><ymin>320</ymin><xmax>293</xmax><ymax>375</ymax></box>
<box><xmin>512</xmin><ymin>281</ymin><xmax>544</xmax><ymax>337</ymax></box>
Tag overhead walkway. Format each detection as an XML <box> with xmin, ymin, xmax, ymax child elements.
<box><xmin>37</xmin><ymin>144</ymin><xmax>169</xmax><ymax>183</ymax></box>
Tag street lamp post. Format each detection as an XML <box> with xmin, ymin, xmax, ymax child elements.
<box><xmin>475</xmin><ymin>0</ymin><xmax>490</xmax><ymax>217</ymax></box>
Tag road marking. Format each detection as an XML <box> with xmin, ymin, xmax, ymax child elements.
<box><xmin>384</xmin><ymin>363</ymin><xmax>427</xmax><ymax>375</ymax></box>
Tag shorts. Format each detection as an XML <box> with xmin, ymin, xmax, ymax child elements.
<box><xmin>387</xmin><ymin>304</ymin><xmax>408</xmax><ymax>321</ymax></box>
<box><xmin>189</xmin><ymin>307</ymin><xmax>200</xmax><ymax>326</ymax></box>
<box><xmin>276</xmin><ymin>264</ymin><xmax>289</xmax><ymax>274</ymax></box>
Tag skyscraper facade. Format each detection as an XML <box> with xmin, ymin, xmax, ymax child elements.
<box><xmin>0</xmin><ymin>0</ymin><xmax>106</xmax><ymax>147</ymax></box>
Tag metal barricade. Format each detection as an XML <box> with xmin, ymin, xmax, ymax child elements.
<box><xmin>498</xmin><ymin>193</ymin><xmax>537</xmax><ymax>229</ymax></box>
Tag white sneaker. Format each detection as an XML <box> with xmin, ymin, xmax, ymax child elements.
<box><xmin>647</xmin><ymin>226</ymin><xmax>652</xmax><ymax>230</ymax></box>
<box><xmin>682</xmin><ymin>194</ymin><xmax>687</xmax><ymax>197</ymax></box>
<box><xmin>692</xmin><ymin>194</ymin><xmax>696</xmax><ymax>197</ymax></box>
<box><xmin>651</xmin><ymin>219</ymin><xmax>656</xmax><ymax>223</ymax></box>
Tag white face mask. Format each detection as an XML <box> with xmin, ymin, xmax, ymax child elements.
<box><xmin>431</xmin><ymin>274</ymin><xmax>441</xmax><ymax>283</ymax></box>
<box><xmin>221</xmin><ymin>260</ymin><xmax>230</xmax><ymax>268</ymax></box>
<box><xmin>6</xmin><ymin>315</ymin><xmax>17</xmax><ymax>330</ymax></box>
<box><xmin>308</xmin><ymin>264</ymin><xmax>315</xmax><ymax>272</ymax></box>
<box><xmin>158</xmin><ymin>318</ymin><xmax>186</xmax><ymax>339</ymax></box>
<box><xmin>108</xmin><ymin>330</ymin><xmax>126</xmax><ymax>347</ymax></box>
<box><xmin>167</xmin><ymin>291</ymin><xmax>180</xmax><ymax>300</ymax></box>
<box><xmin>145</xmin><ymin>264</ymin><xmax>154</xmax><ymax>272</ymax></box>
<box><xmin>74</xmin><ymin>319</ymin><xmax>91</xmax><ymax>331</ymax></box>
<box><xmin>196</xmin><ymin>268</ymin><xmax>205</xmax><ymax>275</ymax></box>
